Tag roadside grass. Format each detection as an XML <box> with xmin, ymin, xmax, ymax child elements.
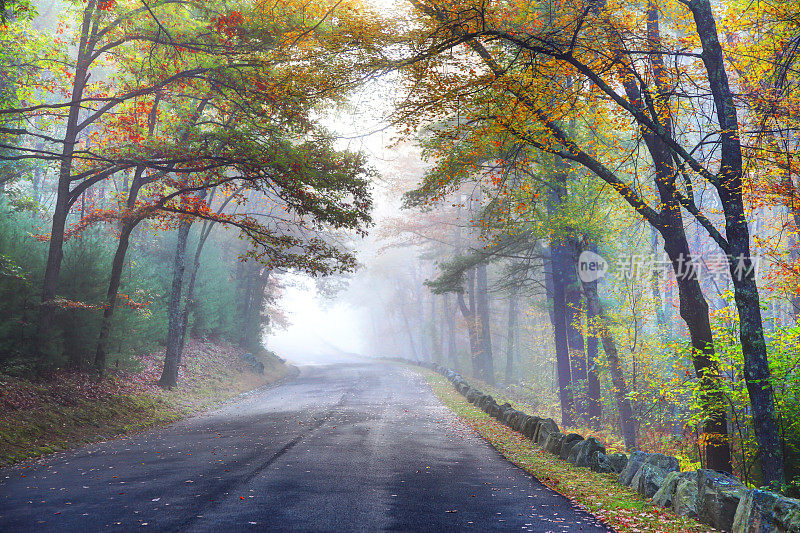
<box><xmin>0</xmin><ymin>393</ymin><xmax>180</xmax><ymax>465</ymax></box>
<box><xmin>0</xmin><ymin>340</ymin><xmax>290</xmax><ymax>466</ymax></box>
<box><xmin>419</xmin><ymin>369</ymin><xmax>717</xmax><ymax>533</ymax></box>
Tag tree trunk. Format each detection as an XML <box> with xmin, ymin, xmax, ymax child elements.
<box><xmin>550</xmin><ymin>237</ymin><xmax>575</xmax><ymax>427</ymax></box>
<box><xmin>614</xmin><ymin>20</ymin><xmax>734</xmax><ymax>473</ymax></box>
<box><xmin>239</xmin><ymin>262</ymin><xmax>258</xmax><ymax>349</ymax></box>
<box><xmin>178</xmin><ymin>220</ymin><xmax>209</xmax><ymax>355</ymax></box>
<box><xmin>93</xmin><ymin>219</ymin><xmax>136</xmax><ymax>374</ymax></box>
<box><xmin>35</xmin><ymin>1</ymin><xmax>95</xmax><ymax>362</ymax></box>
<box><xmin>243</xmin><ymin>267</ymin><xmax>270</xmax><ymax>351</ymax></box>
<box><xmin>439</xmin><ymin>294</ymin><xmax>447</xmax><ymax>364</ymax></box>
<box><xmin>583</xmin><ymin>245</ymin><xmax>603</xmax><ymax>430</ymax></box>
<box><xmin>720</xmin><ymin>187</ymin><xmax>784</xmax><ymax>486</ymax></box>
<box><xmin>93</xmin><ymin>95</ymin><xmax>161</xmax><ymax>374</ymax></box>
<box><xmin>475</xmin><ymin>263</ymin><xmax>495</xmax><ymax>384</ymax></box>
<box><xmin>651</xmin><ymin>228</ymin><xmax>667</xmax><ymax>329</ymax></box>
<box><xmin>430</xmin><ymin>286</ymin><xmax>438</xmax><ymax>362</ymax></box>
<box><xmin>504</xmin><ymin>290</ymin><xmax>517</xmax><ymax>384</ymax></box>
<box><xmin>177</xmin><ymin>186</ymin><xmax>228</xmax><ymax>356</ymax></box>
<box><xmin>457</xmin><ymin>269</ymin><xmax>481</xmax><ymax>377</ymax></box>
<box><xmin>684</xmin><ymin>0</ymin><xmax>783</xmax><ymax>487</ymax></box>
<box><xmin>547</xmin><ymin>176</ymin><xmax>575</xmax><ymax>427</ymax></box>
<box><xmin>415</xmin><ymin>270</ymin><xmax>427</xmax><ymax>360</ymax></box>
<box><xmin>445</xmin><ymin>293</ymin><xmax>457</xmax><ymax>366</ymax></box>
<box><xmin>565</xmin><ymin>238</ymin><xmax>587</xmax><ymax>421</ymax></box>
<box><xmin>581</xmin><ymin>275</ymin><xmax>637</xmax><ymax>451</ymax></box>
<box><xmin>400</xmin><ymin>302</ymin><xmax>420</xmax><ymax>360</ymax></box>
<box><xmin>93</xmin><ymin>172</ymin><xmax>145</xmax><ymax>373</ymax></box>
<box><xmin>159</xmin><ymin>220</ymin><xmax>192</xmax><ymax>389</ymax></box>
<box><xmin>661</xmin><ymin>219</ymin><xmax>733</xmax><ymax>472</ymax></box>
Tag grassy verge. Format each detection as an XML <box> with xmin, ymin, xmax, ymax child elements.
<box><xmin>418</xmin><ymin>368</ymin><xmax>717</xmax><ymax>533</ymax></box>
<box><xmin>0</xmin><ymin>340</ymin><xmax>291</xmax><ymax>466</ymax></box>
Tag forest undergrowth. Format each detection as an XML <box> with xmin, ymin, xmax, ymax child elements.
<box><xmin>0</xmin><ymin>339</ymin><xmax>289</xmax><ymax>466</ymax></box>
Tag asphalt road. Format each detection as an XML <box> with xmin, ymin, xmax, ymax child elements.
<box><xmin>0</xmin><ymin>361</ymin><xmax>613</xmax><ymax>532</ymax></box>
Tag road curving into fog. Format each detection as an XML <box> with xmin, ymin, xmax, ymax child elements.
<box><xmin>0</xmin><ymin>361</ymin><xmax>613</xmax><ymax>532</ymax></box>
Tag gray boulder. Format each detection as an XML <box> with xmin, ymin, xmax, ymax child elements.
<box><xmin>477</xmin><ymin>395</ymin><xmax>492</xmax><ymax>410</ymax></box>
<box><xmin>241</xmin><ymin>353</ymin><xmax>265</xmax><ymax>374</ymax></box>
<box><xmin>506</xmin><ymin>410</ymin><xmax>522</xmax><ymax>430</ymax></box>
<box><xmin>560</xmin><ymin>434</ymin><xmax>585</xmax><ymax>461</ymax></box>
<box><xmin>588</xmin><ymin>451</ymin><xmax>627</xmax><ymax>473</ymax></box>
<box><xmin>732</xmin><ymin>488</ymin><xmax>800</xmax><ymax>533</ymax></box>
<box><xmin>618</xmin><ymin>451</ymin><xmax>651</xmax><ymax>486</ymax></box>
<box><xmin>466</xmin><ymin>389</ymin><xmax>479</xmax><ymax>403</ymax></box>
<box><xmin>569</xmin><ymin>437</ymin><xmax>606</xmax><ymax>467</ymax></box>
<box><xmin>520</xmin><ymin>416</ymin><xmax>538</xmax><ymax>440</ymax></box>
<box><xmin>606</xmin><ymin>453</ymin><xmax>628</xmax><ymax>473</ymax></box>
<box><xmin>513</xmin><ymin>413</ymin><xmax>528</xmax><ymax>432</ymax></box>
<box><xmin>587</xmin><ymin>451</ymin><xmax>606</xmax><ymax>472</ymax></box>
<box><xmin>544</xmin><ymin>432</ymin><xmax>566</xmax><ymax>455</ymax></box>
<box><xmin>631</xmin><ymin>453</ymin><xmax>680</xmax><ymax>498</ymax></box>
<box><xmin>503</xmin><ymin>408</ymin><xmax>520</xmax><ymax>425</ymax></box>
<box><xmin>495</xmin><ymin>403</ymin><xmax>513</xmax><ymax>422</ymax></box>
<box><xmin>515</xmin><ymin>414</ymin><xmax>531</xmax><ymax>433</ymax></box>
<box><xmin>673</xmin><ymin>471</ymin><xmax>700</xmax><ymax>518</ymax></box>
<box><xmin>241</xmin><ymin>352</ymin><xmax>264</xmax><ymax>373</ymax></box>
<box><xmin>653</xmin><ymin>471</ymin><xmax>695</xmax><ymax>508</ymax></box>
<box><xmin>528</xmin><ymin>416</ymin><xmax>544</xmax><ymax>442</ymax></box>
<box><xmin>697</xmin><ymin>469</ymin><xmax>748</xmax><ymax>533</ymax></box>
<box><xmin>535</xmin><ymin>418</ymin><xmax>559</xmax><ymax>444</ymax></box>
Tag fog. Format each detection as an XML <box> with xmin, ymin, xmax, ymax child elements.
<box><xmin>266</xmin><ymin>274</ymin><xmax>368</xmax><ymax>365</ymax></box>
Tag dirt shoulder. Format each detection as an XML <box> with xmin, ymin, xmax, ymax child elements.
<box><xmin>0</xmin><ymin>339</ymin><xmax>292</xmax><ymax>466</ymax></box>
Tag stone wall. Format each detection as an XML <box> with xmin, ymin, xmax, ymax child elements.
<box><xmin>404</xmin><ymin>359</ymin><xmax>800</xmax><ymax>533</ymax></box>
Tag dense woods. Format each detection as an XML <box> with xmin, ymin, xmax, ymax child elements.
<box><xmin>3</xmin><ymin>0</ymin><xmax>800</xmax><ymax>498</ymax></box>
<box><xmin>352</xmin><ymin>0</ymin><xmax>800</xmax><ymax>493</ymax></box>
<box><xmin>0</xmin><ymin>0</ymin><xmax>374</xmax><ymax>385</ymax></box>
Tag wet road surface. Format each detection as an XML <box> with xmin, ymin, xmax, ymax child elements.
<box><xmin>0</xmin><ymin>361</ymin><xmax>613</xmax><ymax>532</ymax></box>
